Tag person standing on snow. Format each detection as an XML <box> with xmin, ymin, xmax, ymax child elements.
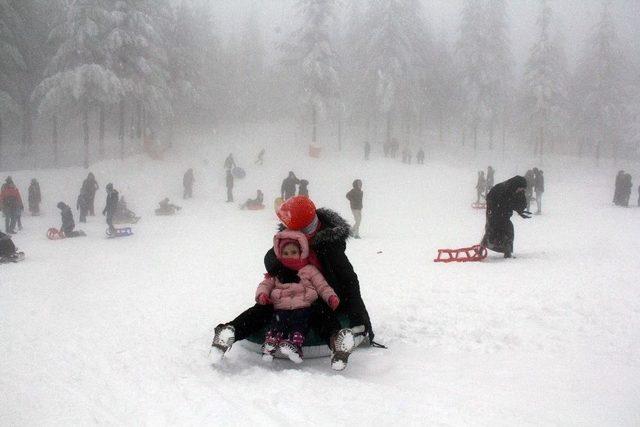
<box><xmin>183</xmin><ymin>168</ymin><xmax>195</xmax><ymax>199</ymax></box>
<box><xmin>0</xmin><ymin>177</ymin><xmax>23</xmax><ymax>234</ymax></box>
<box><xmin>103</xmin><ymin>183</ymin><xmax>119</xmax><ymax>233</ymax></box>
<box><xmin>224</xmin><ymin>154</ymin><xmax>236</xmax><ymax>170</ymax></box>
<box><xmin>481</xmin><ymin>176</ymin><xmax>530</xmax><ymax>259</ymax></box>
<box><xmin>81</xmin><ymin>172</ymin><xmax>99</xmax><ymax>216</ymax></box>
<box><xmin>620</xmin><ymin>173</ymin><xmax>632</xmax><ymax>207</ymax></box>
<box><xmin>486</xmin><ymin>166</ymin><xmax>495</xmax><ymax>193</ymax></box>
<box><xmin>28</xmin><ymin>178</ymin><xmax>41</xmax><ymax>215</ymax></box>
<box><xmin>346</xmin><ymin>179</ymin><xmax>363</xmax><ymax>239</ymax></box>
<box><xmin>210</xmin><ymin>196</ymin><xmax>375</xmax><ymax>371</ymax></box>
<box><xmin>280</xmin><ymin>171</ymin><xmax>300</xmax><ymax>200</ymax></box>
<box><xmin>475</xmin><ymin>171</ymin><xmax>486</xmax><ymax>204</ymax></box>
<box><xmin>77</xmin><ymin>188</ymin><xmax>89</xmax><ymax>223</ymax></box>
<box><xmin>533</xmin><ymin>168</ymin><xmax>544</xmax><ymax>214</ymax></box>
<box><xmin>524</xmin><ymin>169</ymin><xmax>535</xmax><ymax>211</ymax></box>
<box><xmin>225</xmin><ymin>169</ymin><xmax>234</xmax><ymax>203</ymax></box>
<box><xmin>416</xmin><ymin>148</ymin><xmax>425</xmax><ymax>164</ymax></box>
<box><xmin>298</xmin><ymin>179</ymin><xmax>309</xmax><ymax>197</ymax></box>
<box><xmin>613</xmin><ymin>170</ymin><xmax>625</xmax><ymax>205</ymax></box>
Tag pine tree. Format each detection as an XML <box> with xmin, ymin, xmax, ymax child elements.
<box><xmin>573</xmin><ymin>2</ymin><xmax>628</xmax><ymax>163</ymax></box>
<box><xmin>521</xmin><ymin>0</ymin><xmax>568</xmax><ymax>159</ymax></box>
<box><xmin>282</xmin><ymin>0</ymin><xmax>341</xmax><ymax>147</ymax></box>
<box><xmin>34</xmin><ymin>0</ymin><xmax>123</xmax><ymax>167</ymax></box>
<box><xmin>359</xmin><ymin>0</ymin><xmax>430</xmax><ymax>144</ymax></box>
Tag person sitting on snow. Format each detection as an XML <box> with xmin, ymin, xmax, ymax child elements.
<box><xmin>156</xmin><ymin>198</ymin><xmax>181</xmax><ymax>215</ymax></box>
<box><xmin>0</xmin><ymin>230</ymin><xmax>18</xmax><ymax>258</ymax></box>
<box><xmin>57</xmin><ymin>202</ymin><xmax>85</xmax><ymax>238</ymax></box>
<box><xmin>256</xmin><ymin>230</ymin><xmax>339</xmax><ymax>363</ymax></box>
<box><xmin>211</xmin><ymin>196</ymin><xmax>375</xmax><ymax>371</ymax></box>
<box><xmin>240</xmin><ymin>190</ymin><xmax>264</xmax><ymax>210</ymax></box>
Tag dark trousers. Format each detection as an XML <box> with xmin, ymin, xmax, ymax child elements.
<box><xmin>4</xmin><ymin>209</ymin><xmax>17</xmax><ymax>233</ymax></box>
<box><xmin>269</xmin><ymin>308</ymin><xmax>312</xmax><ymax>338</ymax></box>
<box><xmin>184</xmin><ymin>185</ymin><xmax>192</xmax><ymax>199</ymax></box>
<box><xmin>79</xmin><ymin>207</ymin><xmax>88</xmax><ymax>223</ymax></box>
<box><xmin>226</xmin><ymin>187</ymin><xmax>233</xmax><ymax>202</ymax></box>
<box><xmin>229</xmin><ymin>301</ymin><xmax>340</xmax><ymax>346</ymax></box>
<box><xmin>88</xmin><ymin>193</ymin><xmax>96</xmax><ymax>216</ymax></box>
<box><xmin>106</xmin><ymin>215</ymin><xmax>115</xmax><ymax>232</ymax></box>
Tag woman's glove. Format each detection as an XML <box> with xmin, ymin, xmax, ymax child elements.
<box><xmin>256</xmin><ymin>293</ymin><xmax>271</xmax><ymax>305</ymax></box>
<box><xmin>328</xmin><ymin>295</ymin><xmax>340</xmax><ymax>311</ymax></box>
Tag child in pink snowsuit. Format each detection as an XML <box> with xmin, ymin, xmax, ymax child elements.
<box><xmin>256</xmin><ymin>230</ymin><xmax>340</xmax><ymax>363</ymax></box>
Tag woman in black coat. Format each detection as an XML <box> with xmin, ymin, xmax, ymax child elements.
<box><xmin>481</xmin><ymin>176</ymin><xmax>530</xmax><ymax>258</ymax></box>
<box><xmin>211</xmin><ymin>205</ymin><xmax>374</xmax><ymax>370</ymax></box>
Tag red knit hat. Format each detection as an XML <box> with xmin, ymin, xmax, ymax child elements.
<box><xmin>277</xmin><ymin>196</ymin><xmax>319</xmax><ymax>235</ymax></box>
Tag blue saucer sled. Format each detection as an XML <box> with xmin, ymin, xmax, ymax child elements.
<box><xmin>241</xmin><ymin>314</ymin><xmax>367</xmax><ymax>359</ymax></box>
<box><xmin>106</xmin><ymin>227</ymin><xmax>133</xmax><ymax>238</ymax></box>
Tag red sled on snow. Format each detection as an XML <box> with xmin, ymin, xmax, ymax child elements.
<box><xmin>47</xmin><ymin>228</ymin><xmax>65</xmax><ymax>240</ymax></box>
<box><xmin>471</xmin><ymin>202</ymin><xmax>486</xmax><ymax>209</ymax></box>
<box><xmin>434</xmin><ymin>244</ymin><xmax>488</xmax><ymax>263</ymax></box>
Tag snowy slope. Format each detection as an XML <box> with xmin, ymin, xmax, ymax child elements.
<box><xmin>1</xmin><ymin>139</ymin><xmax>640</xmax><ymax>426</ymax></box>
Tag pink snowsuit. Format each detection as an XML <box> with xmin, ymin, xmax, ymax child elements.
<box><xmin>255</xmin><ymin>230</ymin><xmax>337</xmax><ymax>310</ymax></box>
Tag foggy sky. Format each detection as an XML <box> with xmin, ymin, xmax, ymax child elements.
<box><xmin>211</xmin><ymin>0</ymin><xmax>640</xmax><ymax>71</ymax></box>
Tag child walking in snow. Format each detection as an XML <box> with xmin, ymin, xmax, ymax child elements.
<box><xmin>255</xmin><ymin>230</ymin><xmax>340</xmax><ymax>363</ymax></box>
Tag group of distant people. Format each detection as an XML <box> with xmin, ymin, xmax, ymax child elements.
<box><xmin>613</xmin><ymin>171</ymin><xmax>637</xmax><ymax>207</ymax></box>
<box><xmin>364</xmin><ymin>139</ymin><xmax>425</xmax><ymax>165</ymax></box>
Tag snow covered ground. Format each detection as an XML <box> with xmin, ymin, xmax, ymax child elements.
<box><xmin>1</xmin><ymin>137</ymin><xmax>640</xmax><ymax>425</ymax></box>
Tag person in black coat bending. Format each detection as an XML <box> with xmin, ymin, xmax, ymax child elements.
<box><xmin>103</xmin><ymin>183</ymin><xmax>119</xmax><ymax>233</ymax></box>
<box><xmin>481</xmin><ymin>176</ymin><xmax>530</xmax><ymax>258</ymax></box>
<box><xmin>281</xmin><ymin>171</ymin><xmax>300</xmax><ymax>200</ymax></box>
<box><xmin>211</xmin><ymin>196</ymin><xmax>375</xmax><ymax>371</ymax></box>
<box><xmin>57</xmin><ymin>202</ymin><xmax>85</xmax><ymax>237</ymax></box>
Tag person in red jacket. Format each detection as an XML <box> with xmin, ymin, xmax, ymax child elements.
<box><xmin>0</xmin><ymin>177</ymin><xmax>23</xmax><ymax>234</ymax></box>
<box><xmin>256</xmin><ymin>230</ymin><xmax>339</xmax><ymax>363</ymax></box>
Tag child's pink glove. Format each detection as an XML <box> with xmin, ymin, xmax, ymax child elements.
<box><xmin>328</xmin><ymin>295</ymin><xmax>340</xmax><ymax>311</ymax></box>
<box><xmin>256</xmin><ymin>293</ymin><xmax>271</xmax><ymax>305</ymax></box>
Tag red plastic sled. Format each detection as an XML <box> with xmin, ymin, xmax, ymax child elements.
<box><xmin>434</xmin><ymin>244</ymin><xmax>488</xmax><ymax>263</ymax></box>
<box><xmin>47</xmin><ymin>228</ymin><xmax>65</xmax><ymax>240</ymax></box>
<box><xmin>471</xmin><ymin>202</ymin><xmax>486</xmax><ymax>209</ymax></box>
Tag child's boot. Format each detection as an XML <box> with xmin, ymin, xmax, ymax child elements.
<box><xmin>210</xmin><ymin>324</ymin><xmax>235</xmax><ymax>363</ymax></box>
<box><xmin>330</xmin><ymin>328</ymin><xmax>355</xmax><ymax>371</ymax></box>
<box><xmin>279</xmin><ymin>332</ymin><xmax>304</xmax><ymax>364</ymax></box>
<box><xmin>261</xmin><ymin>330</ymin><xmax>281</xmax><ymax>362</ymax></box>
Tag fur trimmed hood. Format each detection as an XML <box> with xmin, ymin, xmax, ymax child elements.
<box><xmin>278</xmin><ymin>208</ymin><xmax>350</xmax><ymax>251</ymax></box>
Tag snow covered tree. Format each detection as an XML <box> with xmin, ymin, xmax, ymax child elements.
<box><xmin>572</xmin><ymin>2</ymin><xmax>629</xmax><ymax>163</ymax></box>
<box><xmin>107</xmin><ymin>0</ymin><xmax>171</xmax><ymax>157</ymax></box>
<box><xmin>358</xmin><ymin>0</ymin><xmax>430</xmax><ymax>144</ymax></box>
<box><xmin>484</xmin><ymin>0</ymin><xmax>513</xmax><ymax>150</ymax></box>
<box><xmin>456</xmin><ymin>0</ymin><xmax>490</xmax><ymax>150</ymax></box>
<box><xmin>34</xmin><ymin>0</ymin><xmax>123</xmax><ymax>167</ymax></box>
<box><xmin>521</xmin><ymin>0</ymin><xmax>569</xmax><ymax>159</ymax></box>
<box><xmin>282</xmin><ymin>0</ymin><xmax>341</xmax><ymax>146</ymax></box>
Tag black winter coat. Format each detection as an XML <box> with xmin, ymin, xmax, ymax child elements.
<box><xmin>60</xmin><ymin>204</ymin><xmax>75</xmax><ymax>234</ymax></box>
<box><xmin>103</xmin><ymin>190</ymin><xmax>119</xmax><ymax>217</ymax></box>
<box><xmin>266</xmin><ymin>208</ymin><xmax>373</xmax><ymax>338</ymax></box>
<box><xmin>346</xmin><ymin>187</ymin><xmax>363</xmax><ymax>210</ymax></box>
<box><xmin>481</xmin><ymin>176</ymin><xmax>527</xmax><ymax>254</ymax></box>
<box><xmin>281</xmin><ymin>173</ymin><xmax>299</xmax><ymax>199</ymax></box>
<box><xmin>0</xmin><ymin>231</ymin><xmax>16</xmax><ymax>257</ymax></box>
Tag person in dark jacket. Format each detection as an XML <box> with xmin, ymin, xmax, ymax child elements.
<box><xmin>364</xmin><ymin>141</ymin><xmax>371</xmax><ymax>161</ymax></box>
<box><xmin>524</xmin><ymin>169</ymin><xmax>535</xmax><ymax>211</ymax></box>
<box><xmin>224</xmin><ymin>154</ymin><xmax>236</xmax><ymax>170</ymax></box>
<box><xmin>298</xmin><ymin>179</ymin><xmax>309</xmax><ymax>197</ymax></box>
<box><xmin>156</xmin><ymin>198</ymin><xmax>181</xmax><ymax>215</ymax></box>
<box><xmin>76</xmin><ymin>189</ymin><xmax>89</xmax><ymax>223</ymax></box>
<box><xmin>346</xmin><ymin>179</ymin><xmax>363</xmax><ymax>239</ymax></box>
<box><xmin>57</xmin><ymin>202</ymin><xmax>85</xmax><ymax>237</ymax></box>
<box><xmin>486</xmin><ymin>166</ymin><xmax>495</xmax><ymax>193</ymax></box>
<box><xmin>225</xmin><ymin>169</ymin><xmax>234</xmax><ymax>202</ymax></box>
<box><xmin>416</xmin><ymin>148</ymin><xmax>425</xmax><ymax>164</ymax></box>
<box><xmin>240</xmin><ymin>190</ymin><xmax>264</xmax><ymax>210</ymax></box>
<box><xmin>1</xmin><ymin>177</ymin><xmax>23</xmax><ymax>234</ymax></box>
<box><xmin>281</xmin><ymin>171</ymin><xmax>300</xmax><ymax>200</ymax></box>
<box><xmin>613</xmin><ymin>170</ymin><xmax>625</xmax><ymax>205</ymax></box>
<box><xmin>183</xmin><ymin>168</ymin><xmax>194</xmax><ymax>199</ymax></box>
<box><xmin>476</xmin><ymin>171</ymin><xmax>486</xmax><ymax>203</ymax></box>
<box><xmin>620</xmin><ymin>173</ymin><xmax>632</xmax><ymax>207</ymax></box>
<box><xmin>103</xmin><ymin>183</ymin><xmax>119</xmax><ymax>233</ymax></box>
<box><xmin>211</xmin><ymin>196</ymin><xmax>374</xmax><ymax>371</ymax></box>
<box><xmin>0</xmin><ymin>230</ymin><xmax>17</xmax><ymax>258</ymax></box>
<box><xmin>481</xmin><ymin>176</ymin><xmax>530</xmax><ymax>258</ymax></box>
<box><xmin>255</xmin><ymin>149</ymin><xmax>265</xmax><ymax>165</ymax></box>
<box><xmin>81</xmin><ymin>172</ymin><xmax>99</xmax><ymax>216</ymax></box>
<box><xmin>533</xmin><ymin>168</ymin><xmax>545</xmax><ymax>214</ymax></box>
<box><xmin>28</xmin><ymin>179</ymin><xmax>41</xmax><ymax>215</ymax></box>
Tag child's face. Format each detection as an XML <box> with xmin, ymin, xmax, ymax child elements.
<box><xmin>281</xmin><ymin>243</ymin><xmax>300</xmax><ymax>259</ymax></box>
